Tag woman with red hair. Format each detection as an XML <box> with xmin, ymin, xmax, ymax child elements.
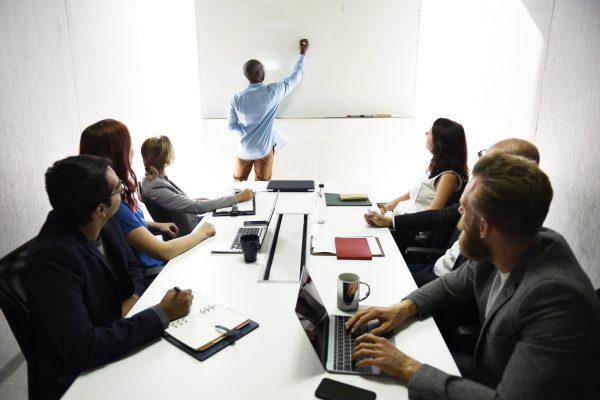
<box><xmin>80</xmin><ymin>119</ymin><xmax>215</xmax><ymax>275</ymax></box>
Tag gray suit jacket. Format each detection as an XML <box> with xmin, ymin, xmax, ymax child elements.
<box><xmin>406</xmin><ymin>228</ymin><xmax>600</xmax><ymax>399</ymax></box>
<box><xmin>140</xmin><ymin>175</ymin><xmax>237</xmax><ymax>237</ymax></box>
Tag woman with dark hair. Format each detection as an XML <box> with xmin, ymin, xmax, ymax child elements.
<box><xmin>365</xmin><ymin>118</ymin><xmax>469</xmax><ymax>224</ymax></box>
<box><xmin>140</xmin><ymin>135</ymin><xmax>253</xmax><ymax>237</ymax></box>
<box><xmin>80</xmin><ymin>119</ymin><xmax>215</xmax><ymax>274</ymax></box>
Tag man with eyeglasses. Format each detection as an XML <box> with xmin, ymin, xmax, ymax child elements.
<box><xmin>27</xmin><ymin>155</ymin><xmax>194</xmax><ymax>399</ymax></box>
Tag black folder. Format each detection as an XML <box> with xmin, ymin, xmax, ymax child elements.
<box><xmin>325</xmin><ymin>193</ymin><xmax>372</xmax><ymax>207</ymax></box>
<box><xmin>164</xmin><ymin>319</ymin><xmax>259</xmax><ymax>361</ymax></box>
<box><xmin>212</xmin><ymin>197</ymin><xmax>256</xmax><ymax>217</ymax></box>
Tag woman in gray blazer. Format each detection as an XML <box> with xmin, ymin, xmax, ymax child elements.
<box><xmin>140</xmin><ymin>135</ymin><xmax>253</xmax><ymax>237</ymax></box>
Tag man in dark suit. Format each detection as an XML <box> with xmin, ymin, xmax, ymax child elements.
<box><xmin>27</xmin><ymin>155</ymin><xmax>194</xmax><ymax>399</ymax></box>
<box><xmin>347</xmin><ymin>152</ymin><xmax>600</xmax><ymax>399</ymax></box>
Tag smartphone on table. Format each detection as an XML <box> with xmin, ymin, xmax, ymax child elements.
<box><xmin>315</xmin><ymin>378</ymin><xmax>376</xmax><ymax>400</ymax></box>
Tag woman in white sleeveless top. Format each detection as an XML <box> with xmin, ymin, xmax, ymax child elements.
<box><xmin>366</xmin><ymin>118</ymin><xmax>469</xmax><ymax>225</ymax></box>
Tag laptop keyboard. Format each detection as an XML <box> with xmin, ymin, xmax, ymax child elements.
<box><xmin>333</xmin><ymin>315</ymin><xmax>369</xmax><ymax>372</ymax></box>
<box><xmin>230</xmin><ymin>227</ymin><xmax>262</xmax><ymax>249</ymax></box>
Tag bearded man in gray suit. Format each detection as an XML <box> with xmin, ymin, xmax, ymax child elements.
<box><xmin>347</xmin><ymin>151</ymin><xmax>600</xmax><ymax>399</ymax></box>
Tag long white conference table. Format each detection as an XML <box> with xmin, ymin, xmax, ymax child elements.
<box><xmin>64</xmin><ymin>183</ymin><xmax>459</xmax><ymax>399</ymax></box>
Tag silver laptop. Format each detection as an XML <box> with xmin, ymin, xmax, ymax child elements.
<box><xmin>295</xmin><ymin>267</ymin><xmax>394</xmax><ymax>375</ymax></box>
<box><xmin>211</xmin><ymin>192</ymin><xmax>279</xmax><ymax>254</ymax></box>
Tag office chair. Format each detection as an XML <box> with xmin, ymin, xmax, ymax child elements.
<box><xmin>404</xmin><ymin>230</ymin><xmax>458</xmax><ymax>266</ymax></box>
<box><xmin>412</xmin><ymin>185</ymin><xmax>465</xmax><ymax>248</ymax></box>
<box><xmin>0</xmin><ymin>239</ymin><xmax>37</xmax><ymax>400</ymax></box>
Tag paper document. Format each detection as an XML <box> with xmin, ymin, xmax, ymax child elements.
<box><xmin>215</xmin><ymin>199</ymin><xmax>254</xmax><ymax>213</ymax></box>
<box><xmin>232</xmin><ymin>181</ymin><xmax>269</xmax><ymax>192</ymax></box>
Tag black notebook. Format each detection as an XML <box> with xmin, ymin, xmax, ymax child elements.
<box><xmin>325</xmin><ymin>193</ymin><xmax>372</xmax><ymax>207</ymax></box>
<box><xmin>213</xmin><ymin>197</ymin><xmax>256</xmax><ymax>216</ymax></box>
<box><xmin>163</xmin><ymin>294</ymin><xmax>258</xmax><ymax>360</ymax></box>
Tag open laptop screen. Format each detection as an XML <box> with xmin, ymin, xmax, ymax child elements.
<box><xmin>295</xmin><ymin>268</ymin><xmax>329</xmax><ymax>368</ymax></box>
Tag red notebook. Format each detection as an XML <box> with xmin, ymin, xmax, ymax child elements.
<box><xmin>334</xmin><ymin>237</ymin><xmax>372</xmax><ymax>260</ymax></box>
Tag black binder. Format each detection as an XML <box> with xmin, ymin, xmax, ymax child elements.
<box><xmin>164</xmin><ymin>319</ymin><xmax>259</xmax><ymax>361</ymax></box>
<box><xmin>212</xmin><ymin>197</ymin><xmax>256</xmax><ymax>217</ymax></box>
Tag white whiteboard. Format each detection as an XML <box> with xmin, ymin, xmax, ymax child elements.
<box><xmin>195</xmin><ymin>0</ymin><xmax>421</xmax><ymax>118</ymax></box>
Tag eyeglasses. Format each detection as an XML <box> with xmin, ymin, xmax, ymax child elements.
<box><xmin>477</xmin><ymin>149</ymin><xmax>488</xmax><ymax>158</ymax></box>
<box><xmin>111</xmin><ymin>180</ymin><xmax>126</xmax><ymax>196</ymax></box>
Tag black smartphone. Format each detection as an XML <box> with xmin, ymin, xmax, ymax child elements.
<box><xmin>315</xmin><ymin>378</ymin><xmax>376</xmax><ymax>400</ymax></box>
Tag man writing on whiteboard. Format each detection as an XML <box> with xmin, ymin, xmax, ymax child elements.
<box><xmin>227</xmin><ymin>38</ymin><xmax>309</xmax><ymax>181</ymax></box>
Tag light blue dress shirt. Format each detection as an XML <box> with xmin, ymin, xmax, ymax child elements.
<box><xmin>227</xmin><ymin>54</ymin><xmax>305</xmax><ymax>160</ymax></box>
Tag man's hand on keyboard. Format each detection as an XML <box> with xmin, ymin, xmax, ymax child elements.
<box><xmin>345</xmin><ymin>300</ymin><xmax>418</xmax><ymax>335</ymax></box>
<box><xmin>235</xmin><ymin>188</ymin><xmax>254</xmax><ymax>203</ymax></box>
<box><xmin>352</xmin><ymin>333</ymin><xmax>422</xmax><ymax>381</ymax></box>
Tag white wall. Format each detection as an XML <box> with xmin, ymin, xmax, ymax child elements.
<box><xmin>413</xmin><ymin>0</ymin><xmax>600</xmax><ymax>286</ymax></box>
<box><xmin>411</xmin><ymin>0</ymin><xmax>553</xmax><ymax>168</ymax></box>
<box><xmin>535</xmin><ymin>0</ymin><xmax>600</xmax><ymax>285</ymax></box>
<box><xmin>135</xmin><ymin>0</ymin><xmax>204</xmax><ymax>184</ymax></box>
<box><xmin>67</xmin><ymin>0</ymin><xmax>146</xmax><ymax>134</ymax></box>
<box><xmin>0</xmin><ymin>0</ymin><xmax>79</xmax><ymax>258</ymax></box>
<box><xmin>0</xmin><ymin>0</ymin><xmax>148</xmax><ymax>256</ymax></box>
<box><xmin>0</xmin><ymin>0</ymin><xmax>147</xmax><ymax>379</ymax></box>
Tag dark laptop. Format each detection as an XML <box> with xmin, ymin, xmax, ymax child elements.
<box><xmin>267</xmin><ymin>180</ymin><xmax>315</xmax><ymax>192</ymax></box>
<box><xmin>294</xmin><ymin>268</ymin><xmax>394</xmax><ymax>375</ymax></box>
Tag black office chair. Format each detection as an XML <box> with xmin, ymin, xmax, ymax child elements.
<box><xmin>412</xmin><ymin>184</ymin><xmax>464</xmax><ymax>247</ymax></box>
<box><xmin>0</xmin><ymin>239</ymin><xmax>37</xmax><ymax>400</ymax></box>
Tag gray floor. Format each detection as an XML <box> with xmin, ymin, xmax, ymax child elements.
<box><xmin>0</xmin><ymin>354</ymin><xmax>27</xmax><ymax>400</ymax></box>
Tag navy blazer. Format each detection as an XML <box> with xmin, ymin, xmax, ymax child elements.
<box><xmin>27</xmin><ymin>212</ymin><xmax>164</xmax><ymax>399</ymax></box>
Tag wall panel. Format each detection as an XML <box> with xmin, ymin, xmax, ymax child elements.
<box><xmin>535</xmin><ymin>0</ymin><xmax>600</xmax><ymax>286</ymax></box>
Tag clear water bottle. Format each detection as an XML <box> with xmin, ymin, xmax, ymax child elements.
<box><xmin>315</xmin><ymin>183</ymin><xmax>327</xmax><ymax>224</ymax></box>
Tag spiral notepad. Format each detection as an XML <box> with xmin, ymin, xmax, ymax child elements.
<box><xmin>165</xmin><ymin>297</ymin><xmax>250</xmax><ymax>351</ymax></box>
